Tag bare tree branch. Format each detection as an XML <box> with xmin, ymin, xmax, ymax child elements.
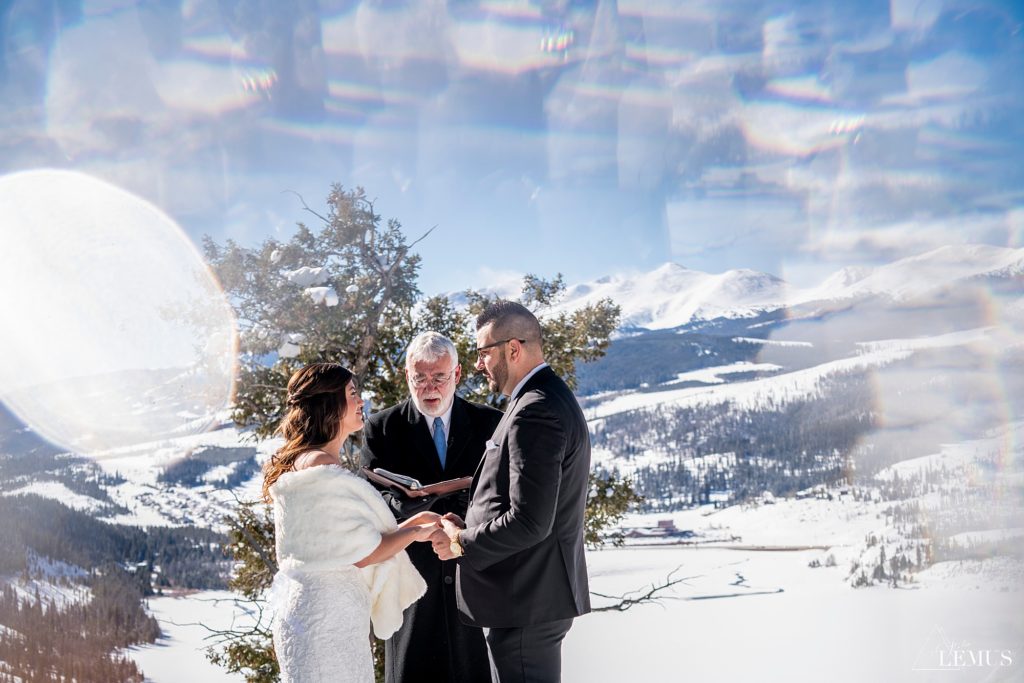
<box><xmin>185</xmin><ymin>597</ymin><xmax>274</xmax><ymax>645</ymax></box>
<box><xmin>406</xmin><ymin>224</ymin><xmax>437</xmax><ymax>250</ymax></box>
<box><xmin>282</xmin><ymin>190</ymin><xmax>330</xmax><ymax>225</ymax></box>
<box><xmin>590</xmin><ymin>566</ymin><xmax>693</xmax><ymax>612</ymax></box>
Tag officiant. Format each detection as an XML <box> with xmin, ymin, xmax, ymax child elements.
<box><xmin>361</xmin><ymin>331</ymin><xmax>501</xmax><ymax>683</ymax></box>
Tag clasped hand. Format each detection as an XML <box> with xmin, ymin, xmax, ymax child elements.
<box><xmin>401</xmin><ymin>511</ymin><xmax>443</xmax><ymax>541</ymax></box>
<box><xmin>401</xmin><ymin>512</ymin><xmax>466</xmax><ymax>559</ymax></box>
<box><xmin>407</xmin><ymin>512</ymin><xmax>466</xmax><ymax>560</ymax></box>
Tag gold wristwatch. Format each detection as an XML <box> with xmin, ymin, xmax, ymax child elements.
<box><xmin>449</xmin><ymin>531</ymin><xmax>464</xmax><ymax>558</ymax></box>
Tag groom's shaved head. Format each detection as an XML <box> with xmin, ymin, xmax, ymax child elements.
<box><xmin>475</xmin><ymin>300</ymin><xmax>542</xmax><ymax>344</ymax></box>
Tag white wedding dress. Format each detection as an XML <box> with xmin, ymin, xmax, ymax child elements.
<box><xmin>268</xmin><ymin>464</ymin><xmax>426</xmax><ymax>683</ymax></box>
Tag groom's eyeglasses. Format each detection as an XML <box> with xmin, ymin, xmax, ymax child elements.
<box><xmin>410</xmin><ymin>369</ymin><xmax>456</xmax><ymax>388</ymax></box>
<box><xmin>474</xmin><ymin>338</ymin><xmax>527</xmax><ymax>357</ymax></box>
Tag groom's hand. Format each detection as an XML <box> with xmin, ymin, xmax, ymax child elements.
<box><xmin>430</xmin><ymin>528</ymin><xmax>458</xmax><ymax>560</ymax></box>
<box><xmin>431</xmin><ymin>516</ymin><xmax>467</xmax><ymax>560</ymax></box>
<box><xmin>441</xmin><ymin>512</ymin><xmax>465</xmax><ymax>529</ymax></box>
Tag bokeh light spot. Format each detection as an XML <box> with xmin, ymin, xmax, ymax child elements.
<box><xmin>0</xmin><ymin>170</ymin><xmax>236</xmax><ymax>456</ymax></box>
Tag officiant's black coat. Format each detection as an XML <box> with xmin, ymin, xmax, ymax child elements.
<box><xmin>361</xmin><ymin>396</ymin><xmax>501</xmax><ymax>683</ymax></box>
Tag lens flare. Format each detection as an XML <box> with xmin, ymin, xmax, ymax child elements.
<box><xmin>0</xmin><ymin>169</ymin><xmax>237</xmax><ymax>456</ymax></box>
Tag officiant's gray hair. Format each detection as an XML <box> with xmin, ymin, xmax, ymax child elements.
<box><xmin>405</xmin><ymin>331</ymin><xmax>458</xmax><ymax>368</ymax></box>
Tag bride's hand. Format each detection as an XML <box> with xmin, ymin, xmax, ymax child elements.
<box><xmin>411</xmin><ymin>522</ymin><xmax>444</xmax><ymax>542</ymax></box>
<box><xmin>402</xmin><ymin>510</ymin><xmax>441</xmax><ymax>528</ymax></box>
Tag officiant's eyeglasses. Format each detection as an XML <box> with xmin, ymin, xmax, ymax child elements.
<box><xmin>410</xmin><ymin>369</ymin><xmax>456</xmax><ymax>388</ymax></box>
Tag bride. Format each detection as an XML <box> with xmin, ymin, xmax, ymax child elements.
<box><xmin>262</xmin><ymin>363</ymin><xmax>439</xmax><ymax>683</ymax></box>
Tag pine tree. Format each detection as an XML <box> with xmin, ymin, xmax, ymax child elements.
<box><xmin>203</xmin><ymin>185</ymin><xmax>426</xmax><ymax>440</ymax></box>
<box><xmin>204</xmin><ymin>184</ymin><xmax>635</xmax><ymax>682</ymax></box>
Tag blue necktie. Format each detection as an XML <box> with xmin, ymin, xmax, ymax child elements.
<box><xmin>432</xmin><ymin>416</ymin><xmax>447</xmax><ymax>469</ymax></box>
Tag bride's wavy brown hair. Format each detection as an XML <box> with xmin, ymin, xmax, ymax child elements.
<box><xmin>262</xmin><ymin>363</ymin><xmax>354</xmax><ymax>502</ymax></box>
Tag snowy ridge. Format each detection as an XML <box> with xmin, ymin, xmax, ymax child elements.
<box><xmin>547</xmin><ymin>263</ymin><xmax>792</xmax><ymax>330</ymax></box>
<box><xmin>9</xmin><ymin>579</ymin><xmax>91</xmax><ymax>610</ymax></box>
<box><xmin>732</xmin><ymin>337</ymin><xmax>813</xmax><ymax>348</ymax></box>
<box><xmin>486</xmin><ymin>244</ymin><xmax>1024</xmax><ymax>332</ymax></box>
<box><xmin>438</xmin><ymin>244</ymin><xmax>1022</xmax><ymax>333</ymax></box>
<box><xmin>797</xmin><ymin>244</ymin><xmax>1024</xmax><ymax>305</ymax></box>
<box><xmin>855</xmin><ymin>327</ymin><xmax>994</xmax><ymax>354</ymax></box>
<box><xmin>586</xmin><ymin>344</ymin><xmax>913</xmax><ymax>422</ymax></box>
<box><xmin>4</xmin><ymin>553</ymin><xmax>93</xmax><ymax>613</ymax></box>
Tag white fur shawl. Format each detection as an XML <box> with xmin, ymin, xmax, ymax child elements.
<box><xmin>269</xmin><ymin>464</ymin><xmax>426</xmax><ymax>638</ymax></box>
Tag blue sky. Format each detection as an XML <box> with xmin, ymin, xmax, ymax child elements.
<box><xmin>1</xmin><ymin>0</ymin><xmax>1022</xmax><ymax>295</ymax></box>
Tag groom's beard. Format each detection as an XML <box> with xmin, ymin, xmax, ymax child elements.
<box><xmin>485</xmin><ymin>352</ymin><xmax>508</xmax><ymax>395</ymax></box>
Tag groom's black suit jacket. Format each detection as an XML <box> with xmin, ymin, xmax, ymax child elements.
<box><xmin>457</xmin><ymin>366</ymin><xmax>592</xmax><ymax>628</ymax></box>
<box><xmin>361</xmin><ymin>395</ymin><xmax>501</xmax><ymax>683</ymax></box>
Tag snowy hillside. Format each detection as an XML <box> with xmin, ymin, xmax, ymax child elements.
<box><xmin>89</xmin><ymin>426</ymin><xmax>273</xmax><ymax>529</ymax></box>
<box><xmin>584</xmin><ymin>326</ymin><xmax>995</xmax><ymax>422</ymax></box>
<box><xmin>0</xmin><ymin>420</ymin><xmax>273</xmax><ymax>531</ymax></box>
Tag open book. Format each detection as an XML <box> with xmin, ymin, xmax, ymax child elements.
<box><xmin>361</xmin><ymin>467</ymin><xmax>473</xmax><ymax>499</ymax></box>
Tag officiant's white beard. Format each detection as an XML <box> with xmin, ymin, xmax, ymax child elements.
<box><xmin>411</xmin><ymin>391</ymin><xmax>454</xmax><ymax>418</ymax></box>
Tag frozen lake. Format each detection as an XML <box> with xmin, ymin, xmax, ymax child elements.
<box><xmin>131</xmin><ymin>591</ymin><xmax>248</xmax><ymax>683</ymax></box>
<box><xmin>131</xmin><ymin>544</ymin><xmax>1023</xmax><ymax>682</ymax></box>
<box><xmin>570</xmin><ymin>546</ymin><xmax>1022</xmax><ymax>683</ymax></box>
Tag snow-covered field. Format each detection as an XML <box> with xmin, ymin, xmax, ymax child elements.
<box><xmin>130</xmin><ymin>551</ymin><xmax>1023</xmax><ymax>683</ymax></box>
<box><xmin>114</xmin><ymin>411</ymin><xmax>1023</xmax><ymax>681</ymax></box>
<box><xmin>131</xmin><ymin>591</ymin><xmax>250</xmax><ymax>683</ymax></box>
<box><xmin>129</xmin><ymin>495</ymin><xmax>1024</xmax><ymax>682</ymax></box>
<box><xmin>571</xmin><ymin>547</ymin><xmax>1022</xmax><ymax>683</ymax></box>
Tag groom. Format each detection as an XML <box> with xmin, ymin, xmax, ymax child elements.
<box><xmin>432</xmin><ymin>301</ymin><xmax>592</xmax><ymax>683</ymax></box>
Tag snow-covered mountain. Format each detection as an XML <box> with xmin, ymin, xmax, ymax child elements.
<box><xmin>798</xmin><ymin>244</ymin><xmax>1024</xmax><ymax>305</ymax></box>
<box><xmin>549</xmin><ymin>263</ymin><xmax>791</xmax><ymax>330</ymax></box>
<box><xmin>521</xmin><ymin>244</ymin><xmax>1024</xmax><ymax>332</ymax></box>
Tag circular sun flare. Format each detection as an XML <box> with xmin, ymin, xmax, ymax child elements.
<box><xmin>0</xmin><ymin>169</ymin><xmax>237</xmax><ymax>456</ymax></box>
